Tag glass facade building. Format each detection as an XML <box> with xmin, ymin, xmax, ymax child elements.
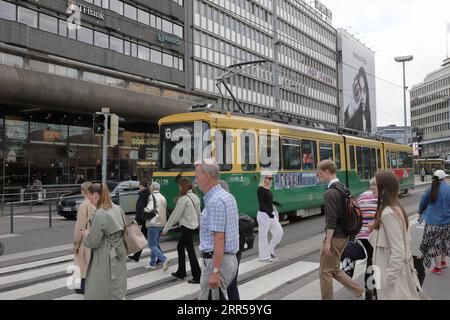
<box><xmin>410</xmin><ymin>59</ymin><xmax>450</xmax><ymax>158</ymax></box>
<box><xmin>192</xmin><ymin>0</ymin><xmax>339</xmax><ymax>125</ymax></box>
<box><xmin>0</xmin><ymin>0</ymin><xmax>208</xmax><ymax>194</ymax></box>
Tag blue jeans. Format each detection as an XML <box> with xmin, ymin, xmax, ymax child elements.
<box><xmin>148</xmin><ymin>227</ymin><xmax>166</xmax><ymax>266</ymax></box>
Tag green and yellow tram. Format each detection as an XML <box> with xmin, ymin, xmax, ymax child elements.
<box><xmin>153</xmin><ymin>112</ymin><xmax>414</xmax><ymax>219</ymax></box>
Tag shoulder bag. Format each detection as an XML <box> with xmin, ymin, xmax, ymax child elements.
<box><xmin>120</xmin><ymin>209</ymin><xmax>148</xmax><ymax>255</ymax></box>
<box><xmin>143</xmin><ymin>193</ymin><xmax>158</xmax><ymax>221</ymax></box>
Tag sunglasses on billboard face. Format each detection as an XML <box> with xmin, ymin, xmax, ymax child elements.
<box><xmin>265</xmin><ymin>177</ymin><xmax>273</xmax><ymax>180</ymax></box>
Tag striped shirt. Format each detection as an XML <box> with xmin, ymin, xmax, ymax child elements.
<box><xmin>199</xmin><ymin>184</ymin><xmax>239</xmax><ymax>254</ymax></box>
<box><xmin>356</xmin><ymin>190</ymin><xmax>377</xmax><ymax>239</ymax></box>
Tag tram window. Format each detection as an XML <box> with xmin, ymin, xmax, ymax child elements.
<box><xmin>356</xmin><ymin>146</ymin><xmax>363</xmax><ymax>179</ymax></box>
<box><xmin>259</xmin><ymin>134</ymin><xmax>280</xmax><ymax>170</ymax></box>
<box><xmin>159</xmin><ymin>122</ymin><xmax>210</xmax><ymax>171</ymax></box>
<box><xmin>377</xmin><ymin>149</ymin><xmax>381</xmax><ymax>169</ymax></box>
<box><xmin>215</xmin><ymin>130</ymin><xmax>232</xmax><ymax>171</ymax></box>
<box><xmin>301</xmin><ymin>140</ymin><xmax>317</xmax><ymax>170</ymax></box>
<box><xmin>370</xmin><ymin>148</ymin><xmax>377</xmax><ymax>177</ymax></box>
<box><xmin>241</xmin><ymin>132</ymin><xmax>256</xmax><ymax>171</ymax></box>
<box><xmin>282</xmin><ymin>138</ymin><xmax>301</xmax><ymax>170</ymax></box>
<box><xmin>390</xmin><ymin>151</ymin><xmax>398</xmax><ymax>168</ymax></box>
<box><xmin>386</xmin><ymin>150</ymin><xmax>391</xmax><ymax>169</ymax></box>
<box><xmin>362</xmin><ymin>147</ymin><xmax>371</xmax><ymax>180</ymax></box>
<box><xmin>319</xmin><ymin>142</ymin><xmax>333</xmax><ymax>162</ymax></box>
<box><xmin>398</xmin><ymin>152</ymin><xmax>404</xmax><ymax>167</ymax></box>
<box><xmin>407</xmin><ymin>153</ymin><xmax>413</xmax><ymax>168</ymax></box>
<box><xmin>349</xmin><ymin>145</ymin><xmax>356</xmax><ymax>170</ymax></box>
<box><xmin>334</xmin><ymin>144</ymin><xmax>341</xmax><ymax>169</ymax></box>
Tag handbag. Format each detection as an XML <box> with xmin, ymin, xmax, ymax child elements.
<box><xmin>342</xmin><ymin>238</ymin><xmax>367</xmax><ymax>261</ymax></box>
<box><xmin>143</xmin><ymin>193</ymin><xmax>158</xmax><ymax>221</ymax></box>
<box><xmin>120</xmin><ymin>210</ymin><xmax>148</xmax><ymax>255</ymax></box>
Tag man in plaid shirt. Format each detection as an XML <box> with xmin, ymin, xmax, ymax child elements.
<box><xmin>195</xmin><ymin>159</ymin><xmax>239</xmax><ymax>300</ymax></box>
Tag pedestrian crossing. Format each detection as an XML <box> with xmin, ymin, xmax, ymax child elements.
<box><xmin>0</xmin><ymin>216</ymin><xmax>421</xmax><ymax>300</ymax></box>
<box><xmin>0</xmin><ymin>244</ymin><xmax>372</xmax><ymax>301</ymax></box>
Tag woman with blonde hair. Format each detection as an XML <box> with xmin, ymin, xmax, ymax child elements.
<box><xmin>369</xmin><ymin>171</ymin><xmax>428</xmax><ymax>299</ymax></box>
<box><xmin>73</xmin><ymin>181</ymin><xmax>95</xmax><ymax>294</ymax></box>
<box><xmin>256</xmin><ymin>172</ymin><xmax>283</xmax><ymax>262</ymax></box>
<box><xmin>80</xmin><ymin>183</ymin><xmax>127</xmax><ymax>300</ymax></box>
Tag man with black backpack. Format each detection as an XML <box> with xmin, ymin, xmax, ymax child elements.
<box><xmin>317</xmin><ymin>160</ymin><xmax>364</xmax><ymax>300</ymax></box>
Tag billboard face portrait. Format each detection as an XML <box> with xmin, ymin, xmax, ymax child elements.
<box><xmin>345</xmin><ymin>67</ymin><xmax>371</xmax><ymax>133</ymax></box>
<box><xmin>339</xmin><ymin>29</ymin><xmax>377</xmax><ymax>134</ymax></box>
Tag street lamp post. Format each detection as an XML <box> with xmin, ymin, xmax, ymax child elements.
<box><xmin>394</xmin><ymin>55</ymin><xmax>413</xmax><ymax>145</ymax></box>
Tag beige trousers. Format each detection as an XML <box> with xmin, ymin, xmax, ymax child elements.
<box><xmin>319</xmin><ymin>237</ymin><xmax>364</xmax><ymax>300</ymax></box>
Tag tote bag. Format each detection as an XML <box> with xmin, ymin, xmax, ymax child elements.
<box><xmin>120</xmin><ymin>210</ymin><xmax>147</xmax><ymax>255</ymax></box>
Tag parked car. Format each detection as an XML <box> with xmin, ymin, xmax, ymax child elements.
<box><xmin>57</xmin><ymin>180</ymin><xmax>140</xmax><ymax>220</ymax></box>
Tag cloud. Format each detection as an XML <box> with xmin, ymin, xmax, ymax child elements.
<box><xmin>323</xmin><ymin>0</ymin><xmax>450</xmax><ymax>126</ymax></box>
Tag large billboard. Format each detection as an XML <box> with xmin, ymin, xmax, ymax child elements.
<box><xmin>338</xmin><ymin>29</ymin><xmax>377</xmax><ymax>134</ymax></box>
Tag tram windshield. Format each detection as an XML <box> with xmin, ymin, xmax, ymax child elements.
<box><xmin>159</xmin><ymin>121</ymin><xmax>211</xmax><ymax>171</ymax></box>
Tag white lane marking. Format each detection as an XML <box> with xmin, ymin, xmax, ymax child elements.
<box><xmin>281</xmin><ymin>259</ymin><xmax>365</xmax><ymax>300</ymax></box>
<box><xmin>0</xmin><ymin>249</ymin><xmax>160</xmax><ymax>300</ymax></box>
<box><xmin>0</xmin><ymin>234</ymin><xmax>21</xmax><ymax>240</ymax></box>
<box><xmin>239</xmin><ymin>261</ymin><xmax>320</xmax><ymax>300</ymax></box>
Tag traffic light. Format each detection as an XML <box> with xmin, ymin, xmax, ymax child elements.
<box><xmin>93</xmin><ymin>113</ymin><xmax>106</xmax><ymax>135</ymax></box>
<box><xmin>109</xmin><ymin>114</ymin><xmax>125</xmax><ymax>146</ymax></box>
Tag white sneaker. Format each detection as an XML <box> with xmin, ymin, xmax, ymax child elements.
<box><xmin>259</xmin><ymin>259</ymin><xmax>272</xmax><ymax>263</ymax></box>
<box><xmin>270</xmin><ymin>254</ymin><xmax>279</xmax><ymax>261</ymax></box>
<box><xmin>145</xmin><ymin>265</ymin><xmax>156</xmax><ymax>270</ymax></box>
<box><xmin>163</xmin><ymin>259</ymin><xmax>170</xmax><ymax>272</ymax></box>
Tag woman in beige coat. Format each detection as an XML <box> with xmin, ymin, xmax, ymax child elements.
<box><xmin>369</xmin><ymin>171</ymin><xmax>428</xmax><ymax>300</ymax></box>
<box><xmin>73</xmin><ymin>182</ymin><xmax>95</xmax><ymax>294</ymax></box>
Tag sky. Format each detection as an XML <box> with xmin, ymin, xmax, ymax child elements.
<box><xmin>321</xmin><ymin>0</ymin><xmax>450</xmax><ymax>127</ymax></box>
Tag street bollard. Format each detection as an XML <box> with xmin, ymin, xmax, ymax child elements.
<box><xmin>48</xmin><ymin>201</ymin><xmax>52</xmax><ymax>228</ymax></box>
<box><xmin>10</xmin><ymin>203</ymin><xmax>13</xmax><ymax>234</ymax></box>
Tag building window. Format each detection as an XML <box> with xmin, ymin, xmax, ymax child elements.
<box><xmin>109</xmin><ymin>0</ymin><xmax>123</xmax><ymax>15</ymax></box>
<box><xmin>94</xmin><ymin>30</ymin><xmax>109</xmax><ymax>48</ymax></box>
<box><xmin>162</xmin><ymin>19</ymin><xmax>172</xmax><ymax>34</ymax></box>
<box><xmin>162</xmin><ymin>53</ymin><xmax>173</xmax><ymax>67</ymax></box>
<box><xmin>78</xmin><ymin>27</ymin><xmax>94</xmax><ymax>44</ymax></box>
<box><xmin>151</xmin><ymin>49</ymin><xmax>162</xmax><ymax>64</ymax></box>
<box><xmin>39</xmin><ymin>13</ymin><xmax>58</xmax><ymax>34</ymax></box>
<box><xmin>124</xmin><ymin>3</ymin><xmax>137</xmax><ymax>20</ymax></box>
<box><xmin>138</xmin><ymin>45</ymin><xmax>150</xmax><ymax>61</ymax></box>
<box><xmin>173</xmin><ymin>24</ymin><xmax>183</xmax><ymax>38</ymax></box>
<box><xmin>110</xmin><ymin>36</ymin><xmax>124</xmax><ymax>53</ymax></box>
<box><xmin>18</xmin><ymin>6</ymin><xmax>38</xmax><ymax>28</ymax></box>
<box><xmin>137</xmin><ymin>9</ymin><xmax>149</xmax><ymax>25</ymax></box>
<box><xmin>0</xmin><ymin>0</ymin><xmax>16</xmax><ymax>21</ymax></box>
<box><xmin>58</xmin><ymin>19</ymin><xmax>67</xmax><ymax>37</ymax></box>
<box><xmin>3</xmin><ymin>53</ymin><xmax>23</xmax><ymax>67</ymax></box>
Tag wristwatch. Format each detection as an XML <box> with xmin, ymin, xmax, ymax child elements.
<box><xmin>213</xmin><ymin>267</ymin><xmax>220</xmax><ymax>274</ymax></box>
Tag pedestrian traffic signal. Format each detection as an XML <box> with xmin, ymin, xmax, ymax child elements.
<box><xmin>109</xmin><ymin>114</ymin><xmax>125</xmax><ymax>146</ymax></box>
<box><xmin>93</xmin><ymin>113</ymin><xmax>106</xmax><ymax>135</ymax></box>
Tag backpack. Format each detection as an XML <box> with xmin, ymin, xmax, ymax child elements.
<box><xmin>239</xmin><ymin>214</ymin><xmax>255</xmax><ymax>252</ymax></box>
<box><xmin>329</xmin><ymin>183</ymin><xmax>363</xmax><ymax>237</ymax></box>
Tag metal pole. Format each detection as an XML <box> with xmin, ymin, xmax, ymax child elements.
<box><xmin>48</xmin><ymin>200</ymin><xmax>52</xmax><ymax>228</ymax></box>
<box><xmin>273</xmin><ymin>0</ymin><xmax>280</xmax><ymax>114</ymax></box>
<box><xmin>101</xmin><ymin>108</ymin><xmax>110</xmax><ymax>185</ymax></box>
<box><xmin>10</xmin><ymin>203</ymin><xmax>13</xmax><ymax>234</ymax></box>
<box><xmin>403</xmin><ymin>61</ymin><xmax>408</xmax><ymax>145</ymax></box>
